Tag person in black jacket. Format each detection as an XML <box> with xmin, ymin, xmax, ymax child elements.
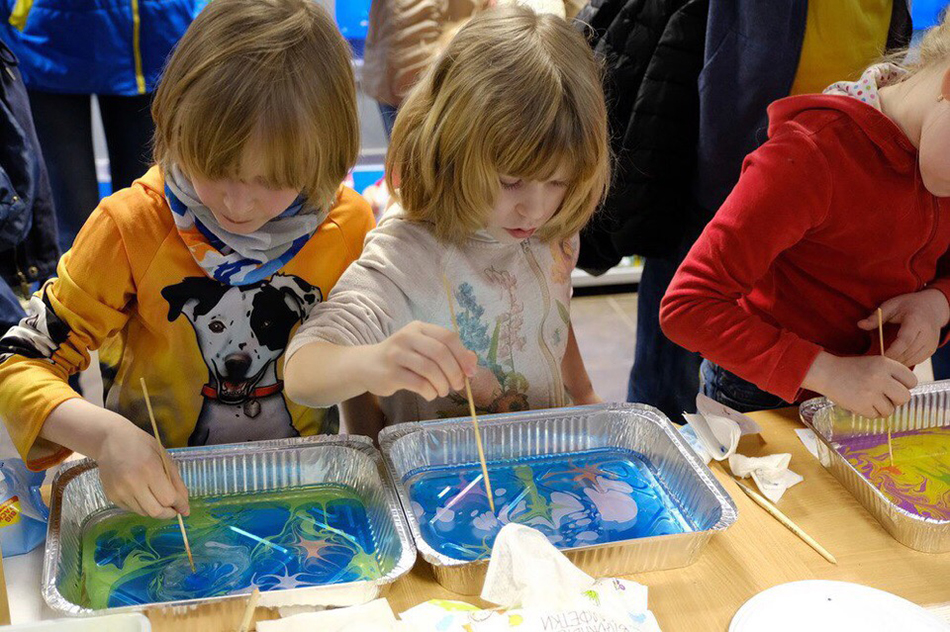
<box><xmin>0</xmin><ymin>39</ymin><xmax>59</xmax><ymax>333</ymax></box>
<box><xmin>576</xmin><ymin>0</ymin><xmax>911</xmax><ymax>420</ymax></box>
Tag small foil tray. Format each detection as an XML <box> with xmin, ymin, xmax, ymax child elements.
<box><xmin>43</xmin><ymin>435</ymin><xmax>416</xmax><ymax>616</ymax></box>
<box><xmin>379</xmin><ymin>403</ymin><xmax>737</xmax><ymax>594</ymax></box>
<box><xmin>799</xmin><ymin>381</ymin><xmax>950</xmax><ymax>553</ymax></box>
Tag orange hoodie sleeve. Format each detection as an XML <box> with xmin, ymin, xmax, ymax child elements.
<box><xmin>0</xmin><ymin>203</ymin><xmax>138</xmax><ymax>470</ymax></box>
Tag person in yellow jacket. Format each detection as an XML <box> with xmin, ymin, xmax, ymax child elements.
<box><xmin>0</xmin><ymin>0</ymin><xmax>373</xmax><ymax>520</ymax></box>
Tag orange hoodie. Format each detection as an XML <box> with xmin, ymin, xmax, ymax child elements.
<box><xmin>0</xmin><ymin>167</ymin><xmax>374</xmax><ymax>469</ymax></box>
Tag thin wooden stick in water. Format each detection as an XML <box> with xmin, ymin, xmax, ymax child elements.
<box><xmin>878</xmin><ymin>308</ymin><xmax>895</xmax><ymax>466</ymax></box>
<box><xmin>442</xmin><ymin>276</ymin><xmax>496</xmax><ymax>513</ymax></box>
<box><xmin>140</xmin><ymin>378</ymin><xmax>196</xmax><ymax>572</ymax></box>
<box><xmin>238</xmin><ymin>587</ymin><xmax>260</xmax><ymax>632</ymax></box>
<box><xmin>734</xmin><ymin>478</ymin><xmax>838</xmax><ymax>565</ymax></box>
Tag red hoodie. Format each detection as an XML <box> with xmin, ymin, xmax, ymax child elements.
<box><xmin>660</xmin><ymin>95</ymin><xmax>950</xmax><ymax>404</ymax></box>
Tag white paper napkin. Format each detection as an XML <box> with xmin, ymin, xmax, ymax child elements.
<box><xmin>481</xmin><ymin>523</ymin><xmax>595</xmax><ymax>609</ymax></box>
<box><xmin>728</xmin><ymin>453</ymin><xmax>803</xmax><ymax>503</ymax></box>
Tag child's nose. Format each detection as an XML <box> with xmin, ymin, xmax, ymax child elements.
<box><xmin>223</xmin><ymin>184</ymin><xmax>253</xmax><ymax>216</ymax></box>
<box><xmin>516</xmin><ymin>189</ymin><xmax>548</xmax><ymax>221</ymax></box>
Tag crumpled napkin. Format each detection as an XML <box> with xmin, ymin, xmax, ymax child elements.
<box><xmin>401</xmin><ymin>523</ymin><xmax>662</xmax><ymax>631</ymax></box>
<box><xmin>727</xmin><ymin>453</ymin><xmax>804</xmax><ymax>503</ymax></box>
<box><xmin>481</xmin><ymin>522</ymin><xmax>595</xmax><ymax>609</ymax></box>
<box><xmin>681</xmin><ymin>394</ymin><xmax>802</xmax><ymax>502</ymax></box>
<box><xmin>681</xmin><ymin>394</ymin><xmax>762</xmax><ymax>461</ymax></box>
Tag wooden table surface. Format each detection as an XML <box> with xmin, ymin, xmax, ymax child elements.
<box><xmin>382</xmin><ymin>406</ymin><xmax>950</xmax><ymax>631</ymax></box>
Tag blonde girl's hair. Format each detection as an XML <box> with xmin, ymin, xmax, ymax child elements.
<box><xmin>386</xmin><ymin>5</ymin><xmax>610</xmax><ymax>244</ymax></box>
<box><xmin>152</xmin><ymin>0</ymin><xmax>359</xmax><ymax>211</ymax></box>
<box><xmin>884</xmin><ymin>8</ymin><xmax>950</xmax><ymax>74</ymax></box>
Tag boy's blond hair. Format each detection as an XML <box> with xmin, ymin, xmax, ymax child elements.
<box><xmin>386</xmin><ymin>6</ymin><xmax>609</xmax><ymax>244</ymax></box>
<box><xmin>152</xmin><ymin>0</ymin><xmax>358</xmax><ymax>211</ymax></box>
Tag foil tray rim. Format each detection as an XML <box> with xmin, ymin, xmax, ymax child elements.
<box><xmin>43</xmin><ymin>434</ymin><xmax>417</xmax><ymax>616</ymax></box>
<box><xmin>379</xmin><ymin>403</ymin><xmax>738</xmax><ymax>570</ymax></box>
<box><xmin>799</xmin><ymin>395</ymin><xmax>950</xmax><ymax>529</ymax></box>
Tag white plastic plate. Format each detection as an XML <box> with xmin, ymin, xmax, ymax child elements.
<box><xmin>730</xmin><ymin>580</ymin><xmax>950</xmax><ymax>632</ymax></box>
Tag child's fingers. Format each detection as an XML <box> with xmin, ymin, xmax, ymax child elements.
<box><xmin>871</xmin><ymin>398</ymin><xmax>895</xmax><ymax>419</ymax></box>
<box><xmin>400</xmin><ymin>351</ymin><xmax>451</xmax><ymax>397</ymax></box>
<box><xmin>883</xmin><ymin>380</ymin><xmax>912</xmax><ymax>410</ymax></box>
<box><xmin>850</xmin><ymin>396</ymin><xmax>885</xmax><ymax>419</ymax></box>
<box><xmin>151</xmin><ymin>474</ymin><xmax>190</xmax><ymax>518</ymax></box>
<box><xmin>141</xmin><ymin>484</ymin><xmax>177</xmax><ymax>520</ymax></box>
<box><xmin>857</xmin><ymin>315</ymin><xmax>878</xmax><ymax>330</ymax></box>
<box><xmin>904</xmin><ymin>345</ymin><xmax>930</xmax><ymax>368</ymax></box>
<box><xmin>110</xmin><ymin>493</ymin><xmax>134</xmax><ymax>515</ymax></box>
<box><xmin>118</xmin><ymin>492</ymin><xmax>147</xmax><ymax>519</ymax></box>
<box><xmin>901</xmin><ymin>334</ymin><xmax>934</xmax><ymax>367</ymax></box>
<box><xmin>167</xmin><ymin>463</ymin><xmax>191</xmax><ymax>516</ymax></box>
<box><xmin>421</xmin><ymin>324</ymin><xmax>477</xmax><ymax>376</ymax></box>
<box><xmin>413</xmin><ymin>334</ymin><xmax>467</xmax><ymax>391</ymax></box>
<box><xmin>395</xmin><ymin>367</ymin><xmax>440</xmax><ymax>401</ymax></box>
<box><xmin>885</xmin><ymin>326</ymin><xmax>919</xmax><ymax>362</ymax></box>
<box><xmin>890</xmin><ymin>362</ymin><xmax>918</xmax><ymax>389</ymax></box>
<box><xmin>859</xmin><ymin>301</ymin><xmax>902</xmax><ymax>329</ymax></box>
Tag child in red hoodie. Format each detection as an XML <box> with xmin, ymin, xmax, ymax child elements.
<box><xmin>660</xmin><ymin>18</ymin><xmax>950</xmax><ymax>420</ymax></box>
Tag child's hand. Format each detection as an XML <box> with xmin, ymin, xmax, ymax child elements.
<box><xmin>96</xmin><ymin>422</ymin><xmax>190</xmax><ymax>520</ymax></box>
<box><xmin>858</xmin><ymin>289</ymin><xmax>950</xmax><ymax>367</ymax></box>
<box><xmin>358</xmin><ymin>321</ymin><xmax>477</xmax><ymax>401</ymax></box>
<box><xmin>803</xmin><ymin>352</ymin><xmax>917</xmax><ymax>419</ymax></box>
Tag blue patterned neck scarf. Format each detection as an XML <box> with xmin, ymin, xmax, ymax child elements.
<box><xmin>164</xmin><ymin>165</ymin><xmax>327</xmax><ymax>286</ymax></box>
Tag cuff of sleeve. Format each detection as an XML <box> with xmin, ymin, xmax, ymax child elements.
<box><xmin>285</xmin><ymin>328</ymin><xmax>361</xmax><ymax>366</ymax></box>
<box><xmin>23</xmin><ymin>392</ymin><xmax>81</xmax><ymax>471</ymax></box>
<box><xmin>764</xmin><ymin>337</ymin><xmax>824</xmax><ymax>404</ymax></box>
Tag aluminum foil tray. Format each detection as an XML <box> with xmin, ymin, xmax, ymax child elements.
<box><xmin>379</xmin><ymin>403</ymin><xmax>737</xmax><ymax>594</ymax></box>
<box><xmin>800</xmin><ymin>381</ymin><xmax>950</xmax><ymax>552</ymax></box>
<box><xmin>44</xmin><ymin>435</ymin><xmax>416</xmax><ymax>616</ymax></box>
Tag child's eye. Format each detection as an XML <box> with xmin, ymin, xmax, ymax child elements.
<box><xmin>501</xmin><ymin>179</ymin><xmax>523</xmax><ymax>190</ymax></box>
<box><xmin>254</xmin><ymin>177</ymin><xmax>280</xmax><ymax>191</ymax></box>
<box><xmin>549</xmin><ymin>180</ymin><xmax>569</xmax><ymax>188</ymax></box>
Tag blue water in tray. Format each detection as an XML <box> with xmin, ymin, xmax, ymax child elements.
<box><xmin>405</xmin><ymin>448</ymin><xmax>692</xmax><ymax>561</ymax></box>
<box><xmin>81</xmin><ymin>485</ymin><xmax>381</xmax><ymax>608</ymax></box>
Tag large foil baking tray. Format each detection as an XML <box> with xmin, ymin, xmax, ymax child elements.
<box><xmin>800</xmin><ymin>381</ymin><xmax>950</xmax><ymax>553</ymax></box>
<box><xmin>379</xmin><ymin>403</ymin><xmax>737</xmax><ymax>594</ymax></box>
<box><xmin>44</xmin><ymin>435</ymin><xmax>416</xmax><ymax>615</ymax></box>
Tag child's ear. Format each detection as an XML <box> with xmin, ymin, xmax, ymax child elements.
<box><xmin>941</xmin><ymin>66</ymin><xmax>950</xmax><ymax>102</ymax></box>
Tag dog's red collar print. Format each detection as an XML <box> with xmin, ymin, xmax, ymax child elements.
<box><xmin>200</xmin><ymin>381</ymin><xmax>283</xmax><ymax>399</ymax></box>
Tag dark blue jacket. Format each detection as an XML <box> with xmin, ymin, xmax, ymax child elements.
<box><xmin>0</xmin><ymin>0</ymin><xmax>200</xmax><ymax>95</ymax></box>
<box><xmin>694</xmin><ymin>0</ymin><xmax>912</xmax><ymax>213</ymax></box>
<box><xmin>0</xmin><ymin>38</ymin><xmax>58</xmax><ymax>330</ymax></box>
<box><xmin>576</xmin><ymin>0</ymin><xmax>912</xmax><ymax>271</ymax></box>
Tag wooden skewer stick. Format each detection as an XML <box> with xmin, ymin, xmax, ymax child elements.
<box><xmin>140</xmin><ymin>378</ymin><xmax>196</xmax><ymax>572</ymax></box>
<box><xmin>733</xmin><ymin>478</ymin><xmax>837</xmax><ymax>565</ymax></box>
<box><xmin>238</xmin><ymin>587</ymin><xmax>261</xmax><ymax>632</ymax></box>
<box><xmin>878</xmin><ymin>308</ymin><xmax>895</xmax><ymax>466</ymax></box>
<box><xmin>442</xmin><ymin>275</ymin><xmax>496</xmax><ymax>513</ymax></box>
